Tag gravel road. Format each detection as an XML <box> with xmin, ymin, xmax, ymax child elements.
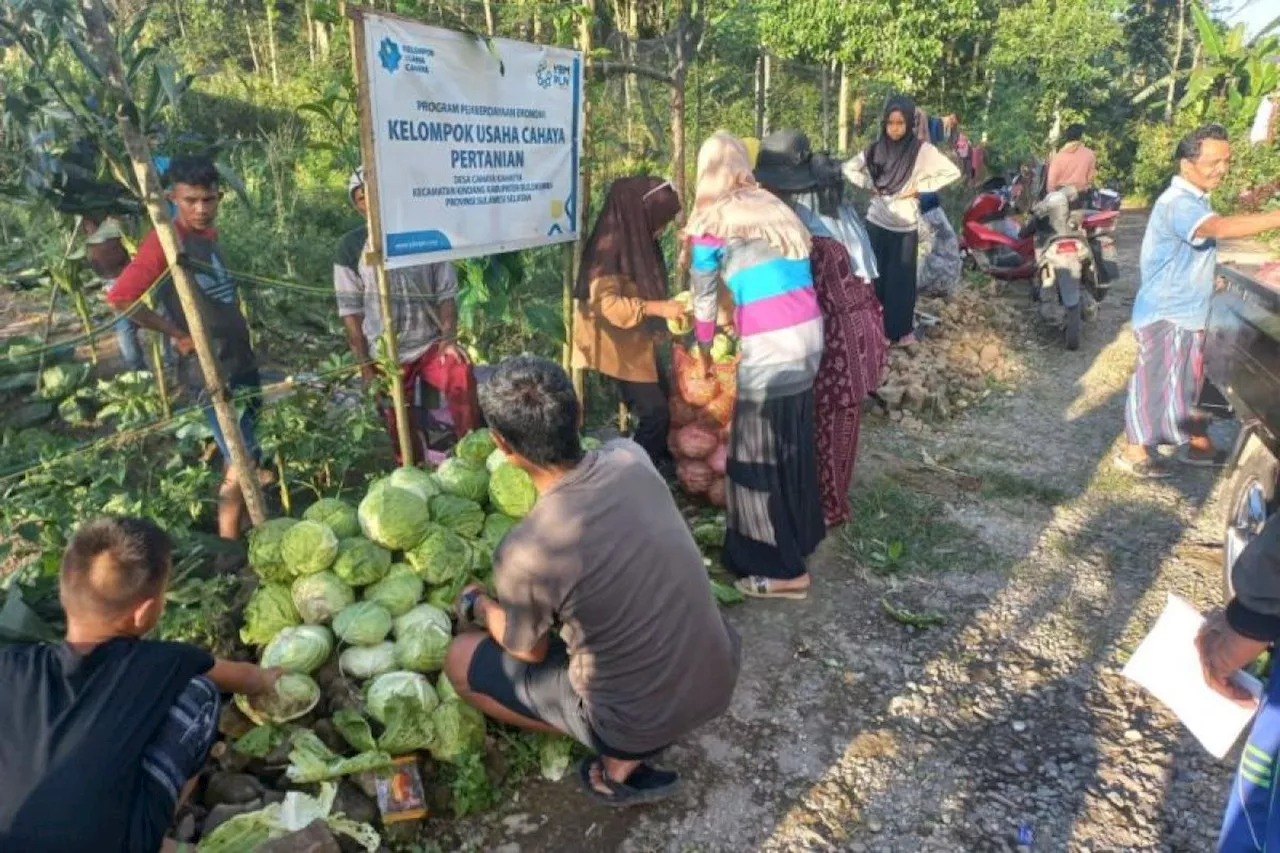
<box><xmin>451</xmin><ymin>211</ymin><xmax>1246</xmax><ymax>853</ymax></box>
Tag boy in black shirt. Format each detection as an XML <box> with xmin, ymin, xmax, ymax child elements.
<box><xmin>0</xmin><ymin>517</ymin><xmax>281</xmax><ymax>853</ymax></box>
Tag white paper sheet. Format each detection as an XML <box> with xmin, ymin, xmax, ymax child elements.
<box><xmin>1122</xmin><ymin>593</ymin><xmax>1261</xmax><ymax>759</ymax></box>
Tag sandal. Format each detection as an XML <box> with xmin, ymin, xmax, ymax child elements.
<box><xmin>1178</xmin><ymin>447</ymin><xmax>1229</xmax><ymax>468</ymax></box>
<box><xmin>734</xmin><ymin>576</ymin><xmax>809</xmax><ymax>600</ymax></box>
<box><xmin>1112</xmin><ymin>453</ymin><xmax>1172</xmax><ymax>480</ymax></box>
<box><xmin>577</xmin><ymin>756</ymin><xmax>682</xmax><ymax>807</ymax></box>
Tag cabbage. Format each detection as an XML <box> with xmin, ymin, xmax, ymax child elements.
<box><xmin>261</xmin><ymin>625</ymin><xmax>334</xmax><ymax>673</ymax></box>
<box><xmin>429</xmin><ymin>701</ymin><xmax>486</xmax><ymax>763</ymax></box>
<box><xmin>481</xmin><ymin>514</ymin><xmax>518</xmax><ymax>550</ymax></box>
<box><xmin>365</xmin><ymin>671</ymin><xmax>439</xmax><ymax>724</ymax></box>
<box><xmin>429</xmin><ymin>494</ymin><xmax>485</xmax><ymax>538</ymax></box>
<box><xmin>467</xmin><ymin>540</ymin><xmax>493</xmax><ymax>575</ymax></box>
<box><xmin>363</xmin><ymin>564</ymin><xmax>424</xmax><ymax>617</ymax></box>
<box><xmin>248</xmin><ymin>518</ymin><xmax>300</xmax><ymax>582</ymax></box>
<box><xmin>332</xmin><ymin>708</ymin><xmax>377</xmax><ymax>753</ymax></box>
<box><xmin>291</xmin><ymin>571</ymin><xmax>355</xmax><ymax>624</ymax></box>
<box><xmin>303</xmin><ymin>498</ymin><xmax>360</xmax><ymax>539</ymax></box>
<box><xmin>286</xmin><ymin>729</ymin><xmax>393</xmax><ymax>783</ymax></box>
<box><xmin>437</xmin><ymin>672</ymin><xmax>460</xmax><ymax>703</ymax></box>
<box><xmin>406</xmin><ymin>527</ymin><xmax>471</xmax><ymax>586</ymax></box>
<box><xmin>239</xmin><ymin>583</ymin><xmax>301</xmax><ymax>646</ymax></box>
<box><xmin>332</xmin><ymin>538</ymin><xmax>392</xmax><ymax>587</ymax></box>
<box><xmin>378</xmin><ymin>696</ymin><xmax>436</xmax><ymax>755</ymax></box>
<box><xmin>455</xmin><ymin>429</ymin><xmax>497</xmax><ymax>465</ymax></box>
<box><xmin>333</xmin><ymin>601</ymin><xmax>393</xmax><ymax>645</ymax></box>
<box><xmin>339</xmin><ymin>642</ymin><xmax>399</xmax><ymax>679</ymax></box>
<box><xmin>539</xmin><ymin>735</ymin><xmax>575</xmax><ymax>781</ymax></box>
<box><xmin>394</xmin><ymin>604</ymin><xmax>454</xmax><ymax>674</ymax></box>
<box><xmin>235</xmin><ymin>673</ymin><xmax>321</xmax><ymax>725</ymax></box>
<box><xmin>581</xmin><ymin>435</ymin><xmax>602</xmax><ymax>451</ymax></box>
<box><xmin>280</xmin><ymin>520</ymin><xmax>339</xmax><ymax>577</ymax></box>
<box><xmin>35</xmin><ymin>363</ymin><xmax>89</xmax><ymax>400</ymax></box>
<box><xmin>426</xmin><ymin>577</ymin><xmax>468</xmax><ymax>612</ymax></box>
<box><xmin>388</xmin><ymin>466</ymin><xmax>441</xmax><ymax>502</ymax></box>
<box><xmin>485</xmin><ymin>447</ymin><xmax>508</xmax><ymax>473</ymax></box>
<box><xmin>358</xmin><ymin>484</ymin><xmax>431</xmax><ymax>552</ymax></box>
<box><xmin>710</xmin><ymin>332</ymin><xmax>735</xmax><ymax>363</ymax></box>
<box><xmin>434</xmin><ymin>458</ymin><xmax>489</xmax><ymax>503</ymax></box>
<box><xmin>488</xmin><ymin>463</ymin><xmax>537</xmax><ymax>518</ymax></box>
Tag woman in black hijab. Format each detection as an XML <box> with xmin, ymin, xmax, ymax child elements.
<box><xmin>570</xmin><ymin>177</ymin><xmax>686</xmax><ymax>470</ymax></box>
<box><xmin>843</xmin><ymin>96</ymin><xmax>961</xmax><ymax>345</ymax></box>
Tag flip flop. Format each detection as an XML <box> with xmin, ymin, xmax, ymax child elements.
<box><xmin>734</xmin><ymin>576</ymin><xmax>809</xmax><ymax>600</ymax></box>
<box><xmin>577</xmin><ymin>757</ymin><xmax>682</xmax><ymax>807</ymax></box>
<box><xmin>1112</xmin><ymin>453</ymin><xmax>1172</xmax><ymax>480</ymax></box>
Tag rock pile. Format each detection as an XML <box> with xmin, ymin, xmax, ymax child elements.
<box><xmin>874</xmin><ymin>282</ymin><xmax>1025</xmax><ymax>432</ymax></box>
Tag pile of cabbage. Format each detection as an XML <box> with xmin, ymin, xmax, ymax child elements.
<box><xmin>234</xmin><ymin>429</ymin><xmax>535</xmax><ymax>776</ymax></box>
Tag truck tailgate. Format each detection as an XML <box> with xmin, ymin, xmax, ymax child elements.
<box><xmin>1204</xmin><ymin>264</ymin><xmax>1280</xmax><ymax>444</ymax></box>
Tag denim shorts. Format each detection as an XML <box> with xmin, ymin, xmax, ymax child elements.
<box><xmin>200</xmin><ymin>379</ymin><xmax>261</xmax><ymax>465</ymax></box>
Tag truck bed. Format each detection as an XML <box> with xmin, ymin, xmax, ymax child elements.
<box><xmin>1204</xmin><ymin>263</ymin><xmax>1280</xmax><ymax>447</ymax></box>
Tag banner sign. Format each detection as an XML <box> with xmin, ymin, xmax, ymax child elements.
<box><xmin>359</xmin><ymin>14</ymin><xmax>583</xmax><ymax>268</ymax></box>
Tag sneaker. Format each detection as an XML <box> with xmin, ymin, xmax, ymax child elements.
<box><xmin>1177</xmin><ymin>446</ymin><xmax>1229</xmax><ymax>468</ymax></box>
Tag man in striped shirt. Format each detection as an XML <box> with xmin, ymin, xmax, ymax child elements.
<box><xmin>107</xmin><ymin>156</ymin><xmax>260</xmax><ymax>545</ymax></box>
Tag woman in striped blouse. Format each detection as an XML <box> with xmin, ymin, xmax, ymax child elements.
<box><xmin>685</xmin><ymin>131</ymin><xmax>826</xmax><ymax>599</ymax></box>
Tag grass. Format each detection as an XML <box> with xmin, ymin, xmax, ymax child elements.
<box><xmin>977</xmin><ymin>469</ymin><xmax>1070</xmax><ymax>505</ymax></box>
<box><xmin>839</xmin><ymin>477</ymin><xmax>995</xmax><ymax>575</ymax></box>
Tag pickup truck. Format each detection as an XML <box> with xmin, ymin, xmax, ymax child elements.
<box><xmin>1204</xmin><ymin>262</ymin><xmax>1280</xmax><ymax>598</ymax></box>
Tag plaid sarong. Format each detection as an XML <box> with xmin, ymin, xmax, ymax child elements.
<box><xmin>1124</xmin><ymin>319</ymin><xmax>1206</xmax><ymax>448</ymax></box>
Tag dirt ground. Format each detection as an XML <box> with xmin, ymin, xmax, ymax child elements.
<box><xmin>445</xmin><ymin>213</ymin><xmax>1261</xmax><ymax>853</ymax></box>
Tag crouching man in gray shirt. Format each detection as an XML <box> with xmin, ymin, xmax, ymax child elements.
<box><xmin>445</xmin><ymin>355</ymin><xmax>742</xmax><ymax>805</ymax></box>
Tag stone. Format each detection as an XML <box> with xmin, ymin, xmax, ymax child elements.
<box><xmin>904</xmin><ymin>384</ymin><xmax>928</xmax><ymax>412</ymax></box>
<box><xmin>256</xmin><ymin>821</ymin><xmax>340</xmax><ymax>853</ymax></box>
<box><xmin>333</xmin><ymin>780</ymin><xmax>378</xmax><ymax>826</ymax></box>
<box><xmin>201</xmin><ymin>800</ymin><xmax>264</xmax><ymax>836</ymax></box>
<box><xmin>1011</xmin><ymin>721</ymin><xmax>1028</xmax><ymax>734</ymax></box>
<box><xmin>979</xmin><ymin>344</ymin><xmax>1001</xmax><ymax>371</ymax></box>
<box><xmin>880</xmin><ymin>385</ymin><xmax>907</xmax><ymax>408</ymax></box>
<box><xmin>313</xmin><ymin>718</ymin><xmax>349</xmax><ymax>755</ymax></box>
<box><xmin>218</xmin><ymin>704</ymin><xmax>255</xmax><ymax>740</ymax></box>
<box><xmin>204</xmin><ymin>771</ymin><xmax>265</xmax><ymax>809</ymax></box>
<box><xmin>1123</xmin><ymin>729</ymin><xmax>1144</xmax><ymax>743</ymax></box>
<box><xmin>349</xmin><ymin>770</ymin><xmax>380</xmax><ymax>801</ymax></box>
<box><xmin>175</xmin><ymin>811</ymin><xmax>199</xmax><ymax>843</ymax></box>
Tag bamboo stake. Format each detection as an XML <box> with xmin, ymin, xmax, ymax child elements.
<box><xmin>569</xmin><ymin>1</ymin><xmax>593</xmax><ymax>399</ymax></box>
<box><xmin>80</xmin><ymin>0</ymin><xmax>268</xmax><ymax>527</ymax></box>
<box><xmin>348</xmin><ymin>9</ymin><xmax>413</xmax><ymax>465</ymax></box>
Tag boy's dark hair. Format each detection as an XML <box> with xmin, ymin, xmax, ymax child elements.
<box><xmin>165</xmin><ymin>155</ymin><xmax>219</xmax><ymax>190</ymax></box>
<box><xmin>60</xmin><ymin>516</ymin><xmax>173</xmax><ymax>617</ymax></box>
<box><xmin>1175</xmin><ymin>124</ymin><xmax>1229</xmax><ymax>163</ymax></box>
<box><xmin>478</xmin><ymin>355</ymin><xmax>583</xmax><ymax>468</ymax></box>
<box><xmin>1063</xmin><ymin>124</ymin><xmax>1085</xmax><ymax>143</ymax></box>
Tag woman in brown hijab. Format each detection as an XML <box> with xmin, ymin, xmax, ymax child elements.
<box><xmin>572</xmin><ymin>177</ymin><xmax>686</xmax><ymax>471</ymax></box>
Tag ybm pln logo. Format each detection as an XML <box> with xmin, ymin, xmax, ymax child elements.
<box><xmin>379</xmin><ymin>37</ymin><xmax>433</xmax><ymax>75</ymax></box>
<box><xmin>535</xmin><ymin>59</ymin><xmax>572</xmax><ymax>90</ymax></box>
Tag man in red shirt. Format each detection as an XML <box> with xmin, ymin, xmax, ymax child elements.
<box><xmin>106</xmin><ymin>156</ymin><xmax>260</xmax><ymax>545</ymax></box>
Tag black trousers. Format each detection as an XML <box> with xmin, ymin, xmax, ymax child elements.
<box><xmin>868</xmin><ymin>222</ymin><xmax>920</xmax><ymax>343</ymax></box>
<box><xmin>617</xmin><ymin>376</ymin><xmax>671</xmax><ymax>469</ymax></box>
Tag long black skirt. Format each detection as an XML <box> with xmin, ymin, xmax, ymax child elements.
<box><xmin>724</xmin><ymin>388</ymin><xmax>825</xmax><ymax>581</ymax></box>
<box><xmin>868</xmin><ymin>222</ymin><xmax>920</xmax><ymax>343</ymax></box>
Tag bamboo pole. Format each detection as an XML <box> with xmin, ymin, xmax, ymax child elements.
<box><xmin>347</xmin><ymin>8</ymin><xmax>414</xmax><ymax>466</ymax></box>
<box><xmin>79</xmin><ymin>0</ymin><xmax>268</xmax><ymax>527</ymax></box>
<box><xmin>569</xmin><ymin>1</ymin><xmax>594</xmax><ymax>399</ymax></box>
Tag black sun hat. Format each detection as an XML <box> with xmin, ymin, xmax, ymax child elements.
<box><xmin>754</xmin><ymin>129</ymin><xmax>821</xmax><ymax>192</ymax></box>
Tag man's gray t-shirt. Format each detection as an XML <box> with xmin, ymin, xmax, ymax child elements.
<box><xmin>493</xmin><ymin>440</ymin><xmax>742</xmax><ymax>753</ymax></box>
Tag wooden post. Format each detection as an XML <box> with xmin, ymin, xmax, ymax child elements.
<box><xmin>79</xmin><ymin>0</ymin><xmax>268</xmax><ymax>526</ymax></box>
<box><xmin>837</xmin><ymin>63</ymin><xmax>850</xmax><ymax>154</ymax></box>
<box><xmin>348</xmin><ymin>9</ymin><xmax>414</xmax><ymax>465</ymax></box>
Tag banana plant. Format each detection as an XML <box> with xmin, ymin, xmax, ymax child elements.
<box><xmin>1179</xmin><ymin>2</ymin><xmax>1280</xmax><ymax>127</ymax></box>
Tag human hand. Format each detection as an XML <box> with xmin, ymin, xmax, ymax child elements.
<box><xmin>1195</xmin><ymin>609</ymin><xmax>1266</xmax><ymax>709</ymax></box>
<box><xmin>257</xmin><ymin>666</ymin><xmax>285</xmax><ymax>697</ymax></box>
<box><xmin>647</xmin><ymin>299</ymin><xmax>689</xmax><ymax>321</ymax></box>
<box><xmin>174</xmin><ymin>335</ymin><xmax>195</xmax><ymax>356</ymax></box>
<box><xmin>455</xmin><ymin>584</ymin><xmax>489</xmax><ymax>630</ymax></box>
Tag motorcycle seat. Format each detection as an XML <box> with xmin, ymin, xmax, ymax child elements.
<box><xmin>1082</xmin><ymin>210</ymin><xmax>1119</xmax><ymax>230</ymax></box>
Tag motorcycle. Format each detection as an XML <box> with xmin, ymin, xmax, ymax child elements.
<box><xmin>1026</xmin><ymin>186</ymin><xmax>1120</xmax><ymax>350</ymax></box>
<box><xmin>959</xmin><ymin>174</ymin><xmax>1038</xmax><ymax>280</ymax></box>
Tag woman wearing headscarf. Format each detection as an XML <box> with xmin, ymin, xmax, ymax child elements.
<box><xmin>754</xmin><ymin>130</ymin><xmax>889</xmax><ymax>529</ymax></box>
<box><xmin>572</xmin><ymin>177</ymin><xmax>685</xmax><ymax>471</ymax></box>
<box><xmin>685</xmin><ymin>131</ymin><xmax>825</xmax><ymax>599</ymax></box>
<box><xmin>844</xmin><ymin>96</ymin><xmax>961</xmax><ymax>345</ymax></box>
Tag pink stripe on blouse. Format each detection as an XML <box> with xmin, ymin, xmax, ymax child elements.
<box><xmin>735</xmin><ymin>289</ymin><xmax>822</xmax><ymax>337</ymax></box>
